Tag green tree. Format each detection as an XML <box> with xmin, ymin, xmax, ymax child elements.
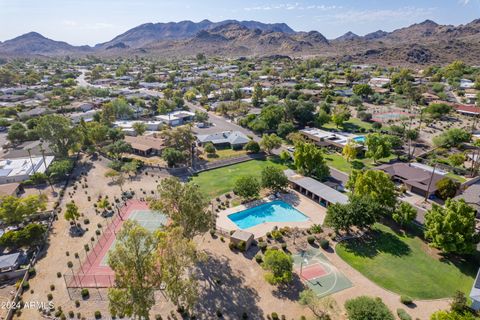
<box><xmin>433</xmin><ymin>128</ymin><xmax>471</xmax><ymax>148</ymax></box>
<box><xmin>261</xmin><ymin>165</ymin><xmax>288</xmax><ymax>193</ymax></box>
<box><xmin>252</xmin><ymin>83</ymin><xmax>263</xmax><ymax>107</ymax></box>
<box><xmin>107</xmin><ymin>220</ymin><xmax>159</xmax><ymax>319</ymax></box>
<box><xmin>64</xmin><ymin>201</ymin><xmax>80</xmax><ymax>225</ymax></box>
<box><xmin>325</xmin><ymin>195</ymin><xmax>381</xmax><ymax>232</ymax></box>
<box><xmin>233</xmin><ymin>175</ymin><xmax>261</xmax><ymax>201</ymax></box>
<box><xmin>314</xmin><ymin>110</ymin><xmax>331</xmax><ymax>128</ymax></box>
<box><xmin>260</xmin><ymin>133</ymin><xmax>282</xmax><ymax>154</ymax></box>
<box><xmin>299</xmin><ymin>289</ymin><xmax>335</xmax><ymax>320</ymax></box>
<box><xmin>331</xmin><ymin>105</ymin><xmax>351</xmax><ymax>128</ymax></box>
<box><xmin>132</xmin><ymin>122</ymin><xmax>147</xmax><ymax>136</ymax></box>
<box><xmin>35</xmin><ymin>115</ymin><xmax>79</xmax><ymax>158</ymax></box>
<box><xmin>244</xmin><ymin>140</ymin><xmax>260</xmax><ymax>153</ymax></box>
<box><xmin>424</xmin><ymin>199</ymin><xmax>477</xmax><ymax>254</ymax></box>
<box><xmin>48</xmin><ymin>159</ymin><xmax>73</xmax><ymax>181</ymax></box>
<box><xmin>365</xmin><ymin>133</ymin><xmax>392</xmax><ymax>163</ymax></box>
<box><xmin>203</xmin><ymin>142</ymin><xmax>216</xmax><ymax>156</ymax></box>
<box><xmin>345</xmin><ymin>296</ymin><xmax>394</xmax><ymax>320</ymax></box>
<box><xmin>151</xmin><ymin>177</ymin><xmax>213</xmax><ymax>239</ymax></box>
<box><xmin>448</xmin><ymin>153</ymin><xmax>465</xmax><ymax>167</ymax></box>
<box><xmin>392</xmin><ymin>202</ymin><xmax>417</xmax><ymax>228</ymax></box>
<box><xmin>162</xmin><ymin>148</ymin><xmax>186</xmax><ymax>167</ymax></box>
<box><xmin>262</xmin><ymin>249</ymin><xmax>293</xmax><ymax>285</ymax></box>
<box><xmin>293</xmin><ymin>142</ymin><xmax>330</xmax><ymax>180</ymax></box>
<box><xmin>353</xmin><ymin>84</ymin><xmax>374</xmax><ymax>100</ymax></box>
<box><xmin>435</xmin><ymin>178</ymin><xmax>460</xmax><ymax>200</ymax></box>
<box><xmin>104</xmin><ymin>140</ymin><xmax>132</xmax><ymax>159</ymax></box>
<box><xmin>0</xmin><ymin>194</ymin><xmax>47</xmax><ymax>225</ymax></box>
<box><xmin>430</xmin><ymin>310</ymin><xmax>477</xmax><ymax>320</ymax></box>
<box><xmin>7</xmin><ymin>122</ymin><xmax>28</xmax><ymax>144</ymax></box>
<box><xmin>342</xmin><ymin>141</ymin><xmax>358</xmax><ymax>163</ymax></box>
<box><xmin>194</xmin><ymin>110</ymin><xmax>208</xmax><ymax>123</ymax></box>
<box><xmin>346</xmin><ymin>170</ymin><xmax>396</xmax><ymax>213</ymax></box>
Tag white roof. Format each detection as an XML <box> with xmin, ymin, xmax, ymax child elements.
<box><xmin>0</xmin><ymin>156</ymin><xmax>54</xmax><ymax>178</ymax></box>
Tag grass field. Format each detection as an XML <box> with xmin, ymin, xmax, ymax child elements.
<box><xmin>322</xmin><ymin>118</ymin><xmax>374</xmax><ymax>132</ymax></box>
<box><xmin>191</xmin><ymin>159</ymin><xmax>287</xmax><ymax>198</ymax></box>
<box><xmin>324</xmin><ymin>153</ymin><xmax>396</xmax><ymax>174</ymax></box>
<box><xmin>336</xmin><ymin>224</ymin><xmax>477</xmax><ymax>299</ymax></box>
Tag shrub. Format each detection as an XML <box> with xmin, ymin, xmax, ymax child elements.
<box><xmin>47</xmin><ymin>293</ymin><xmax>53</xmax><ymax>301</ymax></box>
<box><xmin>68</xmin><ymin>311</ymin><xmax>75</xmax><ymax>318</ymax></box>
<box><xmin>397</xmin><ymin>309</ymin><xmax>412</xmax><ymax>320</ymax></box>
<box><xmin>255</xmin><ymin>254</ymin><xmax>263</xmax><ymax>263</ymax></box>
<box><xmin>266</xmin><ymin>232</ymin><xmax>272</xmax><ymax>238</ymax></box>
<box><xmin>28</xmin><ymin>267</ymin><xmax>36</xmax><ymax>276</ymax></box>
<box><xmin>94</xmin><ymin>311</ymin><xmax>101</xmax><ymax>319</ymax></box>
<box><xmin>242</xmin><ymin>312</ymin><xmax>248</xmax><ymax>319</ymax></box>
<box><xmin>22</xmin><ymin>281</ymin><xmax>30</xmax><ymax>290</ymax></box>
<box><xmin>80</xmin><ymin>288</ymin><xmax>89</xmax><ymax>299</ymax></box>
<box><xmin>319</xmin><ymin>239</ymin><xmax>329</xmax><ymax>250</ymax></box>
<box><xmin>75</xmin><ymin>300</ymin><xmax>80</xmax><ymax>308</ymax></box>
<box><xmin>345</xmin><ymin>296</ymin><xmax>394</xmax><ymax>320</ymax></box>
<box><xmin>271</xmin><ymin>230</ymin><xmax>283</xmax><ymax>240</ymax></box>
<box><xmin>258</xmin><ymin>242</ymin><xmax>267</xmax><ymax>252</ymax></box>
<box><xmin>237</xmin><ymin>241</ymin><xmax>246</xmax><ymax>252</ymax></box>
<box><xmin>50</xmin><ymin>284</ymin><xmax>55</xmax><ymax>291</ymax></box>
<box><xmin>83</xmin><ymin>218</ymin><xmax>90</xmax><ymax>224</ymax></box>
<box><xmin>310</xmin><ymin>224</ymin><xmax>323</xmax><ymax>234</ymax></box>
<box><xmin>400</xmin><ymin>296</ymin><xmax>413</xmax><ymax>305</ymax></box>
<box><xmin>281</xmin><ymin>243</ymin><xmax>287</xmax><ymax>250</ymax></box>
<box><xmin>307</xmin><ymin>236</ymin><xmax>315</xmax><ymax>245</ymax></box>
<box><xmin>271</xmin><ymin>312</ymin><xmax>279</xmax><ymax>320</ymax></box>
<box><xmin>228</xmin><ymin>242</ymin><xmax>236</xmax><ymax>251</ymax></box>
<box><xmin>209</xmin><ymin>229</ymin><xmax>216</xmax><ymax>237</ymax></box>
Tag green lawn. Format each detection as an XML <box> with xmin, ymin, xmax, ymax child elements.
<box><xmin>324</xmin><ymin>153</ymin><xmax>396</xmax><ymax>174</ymax></box>
<box><xmin>446</xmin><ymin>172</ymin><xmax>467</xmax><ymax>183</ymax></box>
<box><xmin>322</xmin><ymin>118</ymin><xmax>374</xmax><ymax>132</ymax></box>
<box><xmin>191</xmin><ymin>159</ymin><xmax>287</xmax><ymax>198</ymax></box>
<box><xmin>336</xmin><ymin>224</ymin><xmax>477</xmax><ymax>299</ymax></box>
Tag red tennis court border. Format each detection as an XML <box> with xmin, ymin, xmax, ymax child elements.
<box><xmin>297</xmin><ymin>263</ymin><xmax>328</xmax><ymax>281</ymax></box>
<box><xmin>65</xmin><ymin>200</ymin><xmax>149</xmax><ymax>288</ymax></box>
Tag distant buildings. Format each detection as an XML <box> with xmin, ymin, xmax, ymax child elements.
<box><xmin>300</xmin><ymin>128</ymin><xmax>365</xmax><ymax>153</ymax></box>
<box><xmin>154</xmin><ymin>110</ymin><xmax>195</xmax><ymax>127</ymax></box>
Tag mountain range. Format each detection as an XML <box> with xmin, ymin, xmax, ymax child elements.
<box><xmin>1</xmin><ymin>18</ymin><xmax>480</xmax><ymax>65</ymax></box>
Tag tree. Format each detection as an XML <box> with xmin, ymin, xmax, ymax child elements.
<box><xmin>262</xmin><ymin>249</ymin><xmax>293</xmax><ymax>285</ymax></box>
<box><xmin>194</xmin><ymin>110</ymin><xmax>208</xmax><ymax>123</ymax></box>
<box><xmin>107</xmin><ymin>221</ymin><xmax>159</xmax><ymax>319</ymax></box>
<box><xmin>450</xmin><ymin>291</ymin><xmax>468</xmax><ymax>314</ymax></box>
<box><xmin>104</xmin><ymin>140</ymin><xmax>132</xmax><ymax>159</ymax></box>
<box><xmin>151</xmin><ymin>177</ymin><xmax>213</xmax><ymax>239</ymax></box>
<box><xmin>252</xmin><ymin>83</ymin><xmax>263</xmax><ymax>107</ymax></box>
<box><xmin>435</xmin><ymin>178</ymin><xmax>460</xmax><ymax>200</ymax></box>
<box><xmin>345</xmin><ymin>296</ymin><xmax>394</xmax><ymax>320</ymax></box>
<box><xmin>430</xmin><ymin>310</ymin><xmax>477</xmax><ymax>320</ymax></box>
<box><xmin>203</xmin><ymin>142</ymin><xmax>216</xmax><ymax>156</ymax></box>
<box><xmin>7</xmin><ymin>122</ymin><xmax>28</xmax><ymax>144</ymax></box>
<box><xmin>314</xmin><ymin>110</ymin><xmax>331</xmax><ymax>128</ymax></box>
<box><xmin>35</xmin><ymin>115</ymin><xmax>79</xmax><ymax>158</ymax></box>
<box><xmin>0</xmin><ymin>223</ymin><xmax>47</xmax><ymax>248</ymax></box>
<box><xmin>233</xmin><ymin>176</ymin><xmax>261</xmax><ymax>201</ymax></box>
<box><xmin>277</xmin><ymin>122</ymin><xmax>295</xmax><ymax>138</ymax></box>
<box><xmin>162</xmin><ymin>148</ymin><xmax>186</xmax><ymax>167</ymax></box>
<box><xmin>279</xmin><ymin>150</ymin><xmax>291</xmax><ymax>163</ymax></box>
<box><xmin>162</xmin><ymin>126</ymin><xmax>195</xmax><ymax>161</ymax></box>
<box><xmin>365</xmin><ymin>133</ymin><xmax>392</xmax><ymax>163</ymax></box>
<box><xmin>64</xmin><ymin>201</ymin><xmax>80</xmax><ymax>225</ymax></box>
<box><xmin>392</xmin><ymin>202</ymin><xmax>417</xmax><ymax>228</ymax></box>
<box><xmin>353</xmin><ymin>84</ymin><xmax>374</xmax><ymax>100</ymax></box>
<box><xmin>260</xmin><ymin>133</ymin><xmax>282</xmax><ymax>154</ymax></box>
<box><xmin>346</xmin><ymin>170</ymin><xmax>396</xmax><ymax>213</ymax></box>
<box><xmin>244</xmin><ymin>140</ymin><xmax>260</xmax><ymax>153</ymax></box>
<box><xmin>0</xmin><ymin>194</ymin><xmax>47</xmax><ymax>225</ymax></box>
<box><xmin>325</xmin><ymin>195</ymin><xmax>381</xmax><ymax>232</ymax></box>
<box><xmin>448</xmin><ymin>153</ymin><xmax>465</xmax><ymax>167</ymax></box>
<box><xmin>433</xmin><ymin>128</ymin><xmax>471</xmax><ymax>148</ymax></box>
<box><xmin>132</xmin><ymin>122</ymin><xmax>147</xmax><ymax>136</ymax></box>
<box><xmin>293</xmin><ymin>142</ymin><xmax>330</xmax><ymax>181</ymax></box>
<box><xmin>299</xmin><ymin>289</ymin><xmax>335</xmax><ymax>320</ymax></box>
<box><xmin>261</xmin><ymin>165</ymin><xmax>288</xmax><ymax>193</ymax></box>
<box><xmin>424</xmin><ymin>199</ymin><xmax>477</xmax><ymax>254</ymax></box>
<box><xmin>342</xmin><ymin>141</ymin><xmax>358</xmax><ymax>163</ymax></box>
<box><xmin>331</xmin><ymin>105</ymin><xmax>351</xmax><ymax>128</ymax></box>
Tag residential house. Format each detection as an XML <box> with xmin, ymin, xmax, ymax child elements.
<box><xmin>154</xmin><ymin>110</ymin><xmax>195</xmax><ymax>127</ymax></box>
<box><xmin>454</xmin><ymin>179</ymin><xmax>480</xmax><ymax>217</ymax></box>
<box><xmin>0</xmin><ymin>155</ymin><xmax>55</xmax><ymax>184</ymax></box>
<box><xmin>124</xmin><ymin>134</ymin><xmax>166</xmax><ymax>157</ymax></box>
<box><xmin>471</xmin><ymin>269</ymin><xmax>480</xmax><ymax>311</ymax></box>
<box><xmin>196</xmin><ymin>131</ymin><xmax>250</xmax><ymax>150</ymax></box>
<box><xmin>300</xmin><ymin>128</ymin><xmax>365</xmax><ymax>153</ymax></box>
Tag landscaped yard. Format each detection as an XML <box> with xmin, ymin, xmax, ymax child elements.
<box><xmin>200</xmin><ymin>148</ymin><xmax>248</xmax><ymax>162</ymax></box>
<box><xmin>322</xmin><ymin>118</ymin><xmax>374</xmax><ymax>132</ymax></box>
<box><xmin>324</xmin><ymin>153</ymin><xmax>396</xmax><ymax>174</ymax></box>
<box><xmin>191</xmin><ymin>159</ymin><xmax>287</xmax><ymax>198</ymax></box>
<box><xmin>336</xmin><ymin>223</ymin><xmax>477</xmax><ymax>299</ymax></box>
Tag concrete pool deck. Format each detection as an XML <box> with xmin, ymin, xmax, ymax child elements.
<box><xmin>216</xmin><ymin>190</ymin><xmax>326</xmax><ymax>238</ymax></box>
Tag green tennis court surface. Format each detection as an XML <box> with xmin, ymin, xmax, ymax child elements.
<box><xmin>100</xmin><ymin>210</ymin><xmax>167</xmax><ymax>266</ymax></box>
<box><xmin>293</xmin><ymin>249</ymin><xmax>352</xmax><ymax>297</ymax></box>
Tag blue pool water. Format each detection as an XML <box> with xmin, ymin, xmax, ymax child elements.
<box><xmin>353</xmin><ymin>136</ymin><xmax>366</xmax><ymax>143</ymax></box>
<box><xmin>228</xmin><ymin>200</ymin><xmax>309</xmax><ymax>229</ymax></box>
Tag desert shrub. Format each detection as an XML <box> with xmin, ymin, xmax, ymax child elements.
<box><xmin>94</xmin><ymin>311</ymin><xmax>101</xmax><ymax>319</ymax></box>
<box><xmin>237</xmin><ymin>241</ymin><xmax>246</xmax><ymax>252</ymax></box>
<box><xmin>400</xmin><ymin>296</ymin><xmax>413</xmax><ymax>305</ymax></box>
<box><xmin>319</xmin><ymin>239</ymin><xmax>329</xmax><ymax>249</ymax></box>
<box><xmin>255</xmin><ymin>254</ymin><xmax>263</xmax><ymax>263</ymax></box>
<box><xmin>80</xmin><ymin>288</ymin><xmax>89</xmax><ymax>299</ymax></box>
<box><xmin>259</xmin><ymin>242</ymin><xmax>268</xmax><ymax>251</ymax></box>
<box><xmin>310</xmin><ymin>224</ymin><xmax>323</xmax><ymax>234</ymax></box>
<box><xmin>397</xmin><ymin>309</ymin><xmax>412</xmax><ymax>320</ymax></box>
<box><xmin>307</xmin><ymin>236</ymin><xmax>315</xmax><ymax>244</ymax></box>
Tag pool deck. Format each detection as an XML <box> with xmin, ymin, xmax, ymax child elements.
<box><xmin>216</xmin><ymin>190</ymin><xmax>326</xmax><ymax>238</ymax></box>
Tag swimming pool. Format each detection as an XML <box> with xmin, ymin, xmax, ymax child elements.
<box><xmin>228</xmin><ymin>200</ymin><xmax>309</xmax><ymax>229</ymax></box>
<box><xmin>352</xmin><ymin>136</ymin><xmax>366</xmax><ymax>143</ymax></box>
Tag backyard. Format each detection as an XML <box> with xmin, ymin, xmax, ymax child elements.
<box><xmin>324</xmin><ymin>153</ymin><xmax>396</xmax><ymax>174</ymax></box>
<box><xmin>190</xmin><ymin>159</ymin><xmax>287</xmax><ymax>198</ymax></box>
<box><xmin>336</xmin><ymin>223</ymin><xmax>477</xmax><ymax>299</ymax></box>
<box><xmin>322</xmin><ymin>118</ymin><xmax>374</xmax><ymax>132</ymax></box>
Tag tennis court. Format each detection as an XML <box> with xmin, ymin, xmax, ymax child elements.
<box><xmin>293</xmin><ymin>249</ymin><xmax>352</xmax><ymax>297</ymax></box>
<box><xmin>65</xmin><ymin>200</ymin><xmax>168</xmax><ymax>288</ymax></box>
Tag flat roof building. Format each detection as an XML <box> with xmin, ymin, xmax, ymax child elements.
<box><xmin>0</xmin><ymin>155</ymin><xmax>54</xmax><ymax>184</ymax></box>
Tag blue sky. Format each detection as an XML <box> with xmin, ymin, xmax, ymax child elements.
<box><xmin>1</xmin><ymin>0</ymin><xmax>479</xmax><ymax>45</ymax></box>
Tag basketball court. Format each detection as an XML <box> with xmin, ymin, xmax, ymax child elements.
<box><xmin>293</xmin><ymin>249</ymin><xmax>352</xmax><ymax>297</ymax></box>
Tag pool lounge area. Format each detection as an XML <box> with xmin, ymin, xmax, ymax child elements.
<box><xmin>216</xmin><ymin>192</ymin><xmax>326</xmax><ymax>238</ymax></box>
